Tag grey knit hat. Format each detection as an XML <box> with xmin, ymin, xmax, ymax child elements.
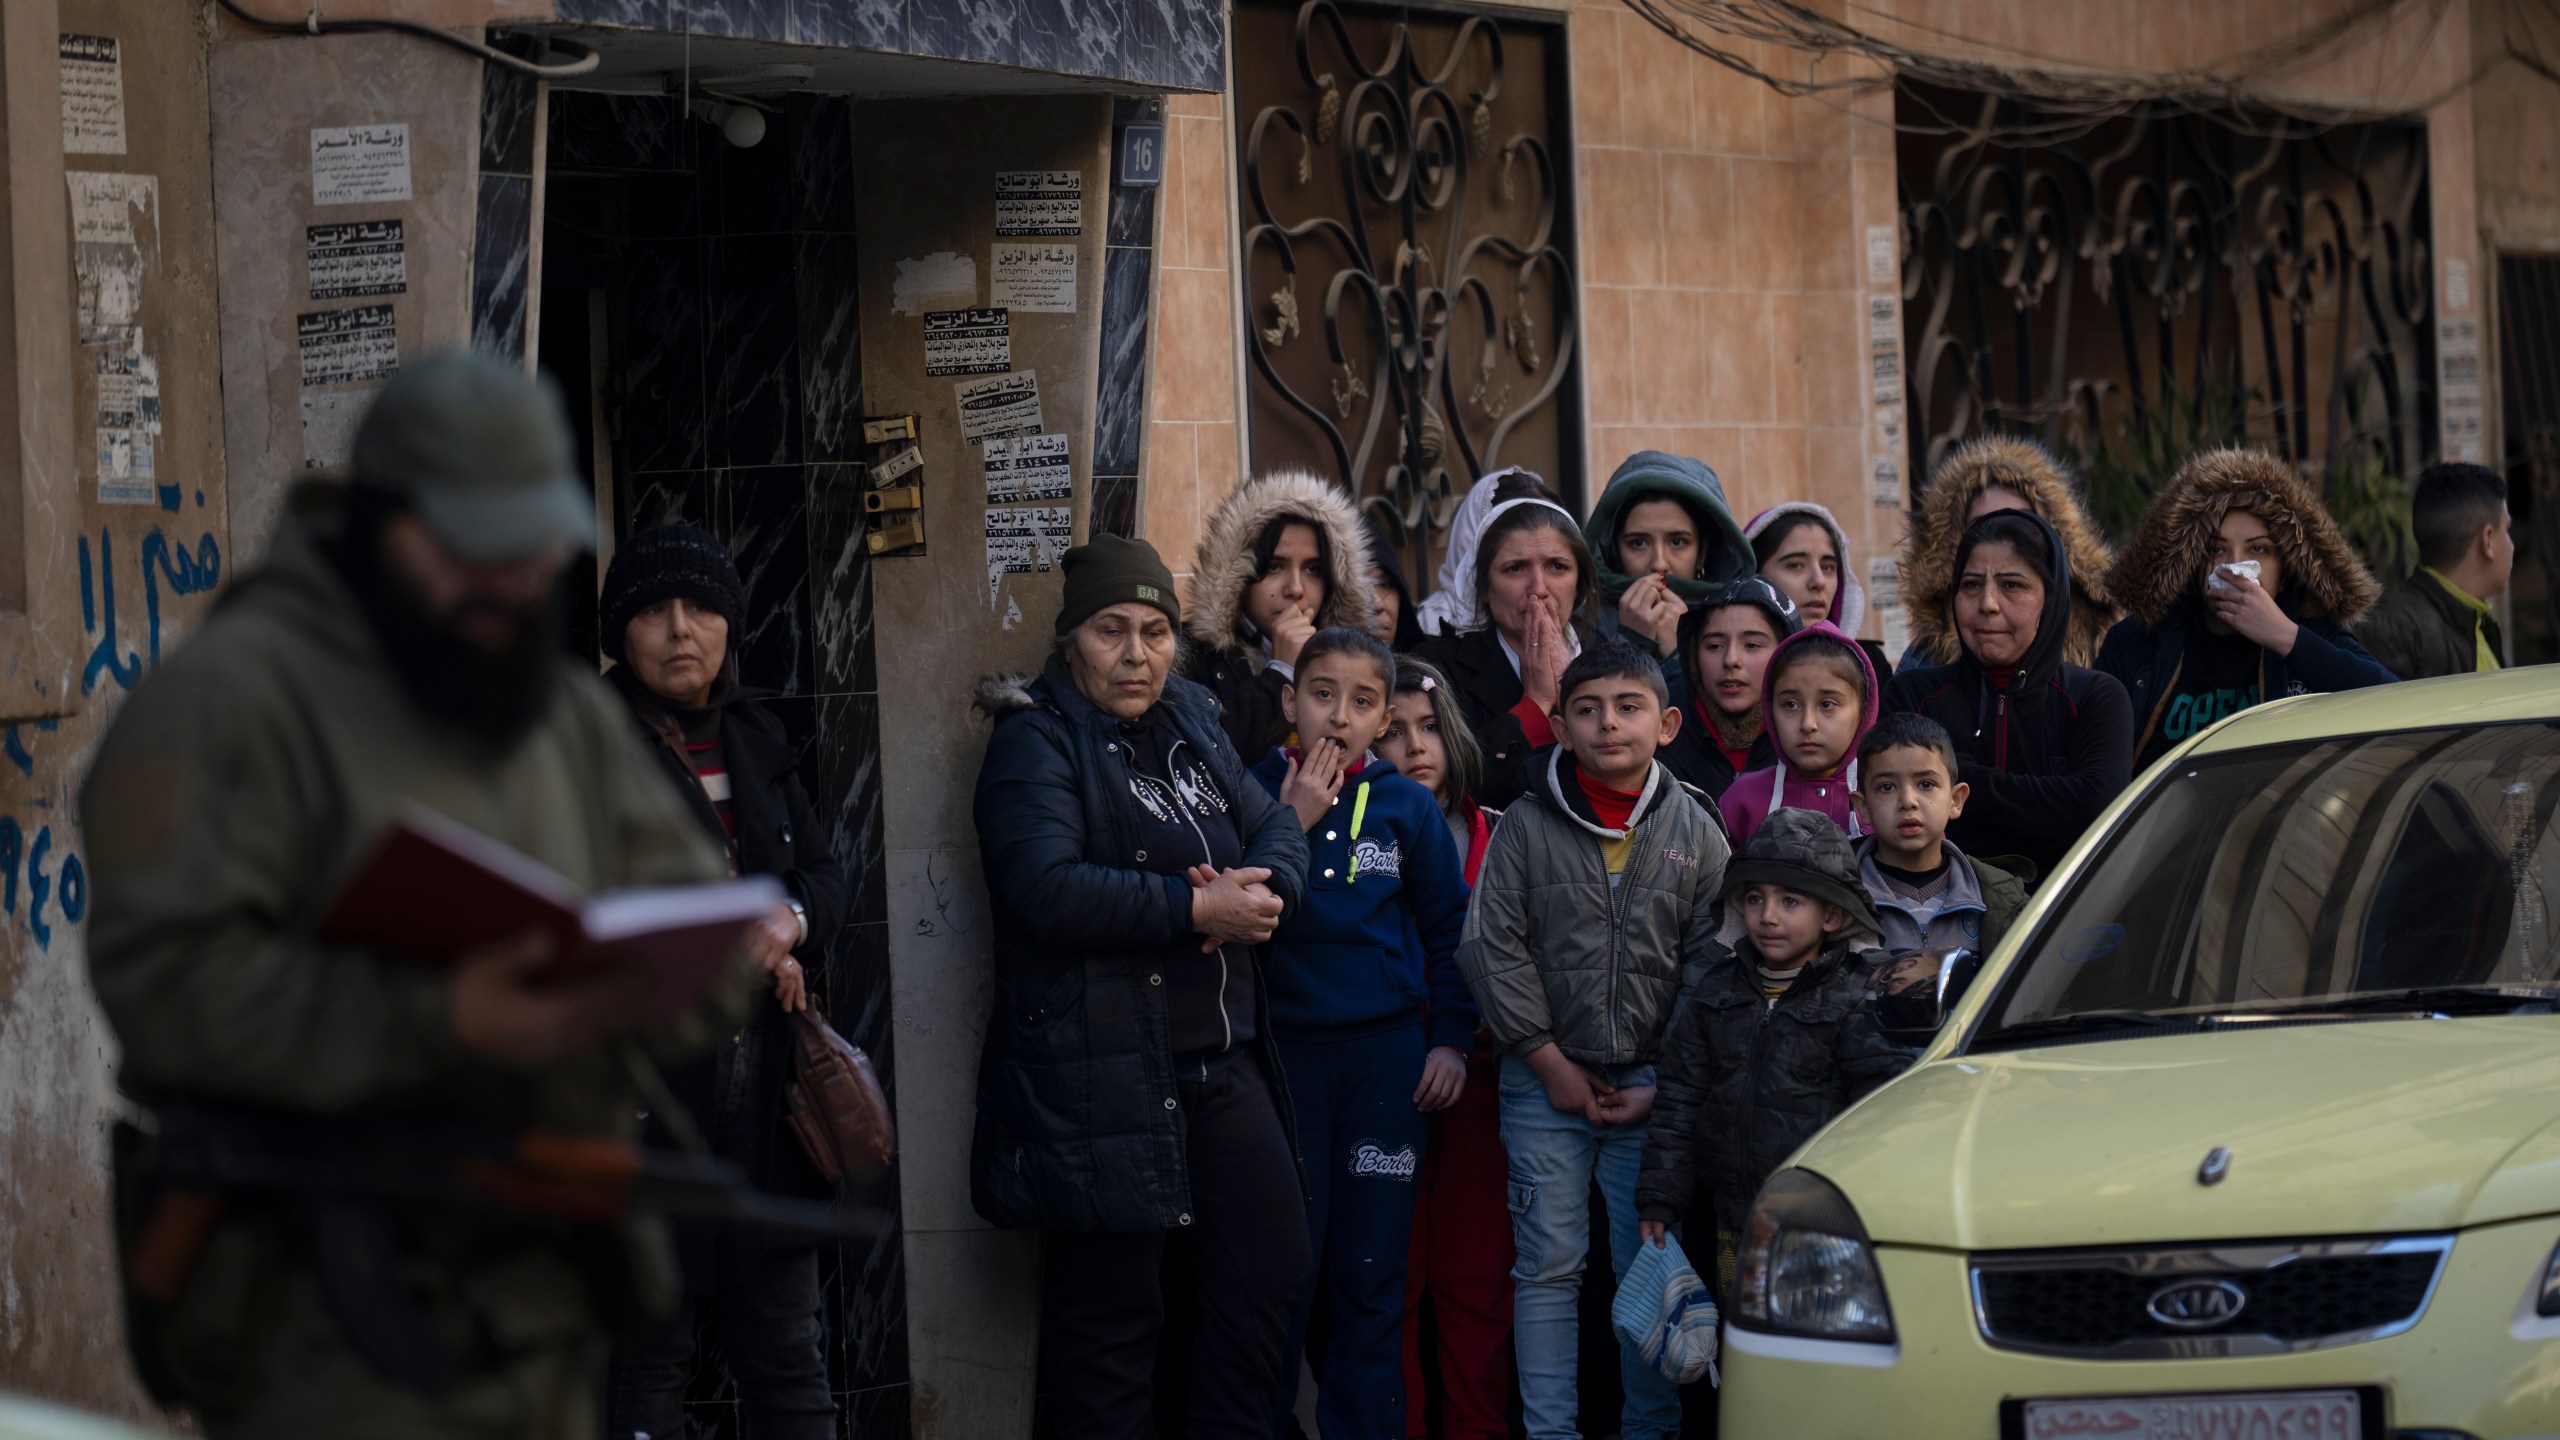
<box><xmin>598</xmin><ymin>523</ymin><xmax>747</xmax><ymax>662</ymax></box>
<box><xmin>1721</xmin><ymin>807</ymin><xmax>1883</xmax><ymax>937</ymax></box>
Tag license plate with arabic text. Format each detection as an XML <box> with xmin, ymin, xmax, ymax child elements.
<box><xmin>2020</xmin><ymin>1389</ymin><xmax>2362</xmax><ymax>1440</ymax></box>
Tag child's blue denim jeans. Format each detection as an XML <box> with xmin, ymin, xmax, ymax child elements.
<box><xmin>1496</xmin><ymin>1054</ymin><xmax>1682</xmax><ymax>1440</ymax></box>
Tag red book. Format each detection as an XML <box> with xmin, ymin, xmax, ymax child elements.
<box><xmin>315</xmin><ymin>808</ymin><xmax>781</xmax><ymax>1019</ymax></box>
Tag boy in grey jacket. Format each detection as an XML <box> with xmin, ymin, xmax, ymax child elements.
<box><xmin>1849</xmin><ymin>713</ymin><xmax>2029</xmax><ymax>956</ymax></box>
<box><xmin>1458</xmin><ymin>641</ymin><xmax>1730</xmax><ymax>1440</ymax></box>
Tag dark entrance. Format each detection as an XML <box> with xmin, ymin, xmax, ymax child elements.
<box><xmin>538</xmin><ymin>88</ymin><xmax>910</xmax><ymax>1439</ymax></box>
<box><xmin>1231</xmin><ymin>0</ymin><xmax>1585</xmax><ymax>588</ymax></box>
<box><xmin>2499</xmin><ymin>251</ymin><xmax>2560</xmax><ymax>661</ymax></box>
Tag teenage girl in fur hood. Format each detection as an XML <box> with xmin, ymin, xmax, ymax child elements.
<box><xmin>1185</xmin><ymin>470</ymin><xmax>1380</xmax><ymax>758</ymax></box>
<box><xmin>1894</xmin><ymin>436</ymin><xmax>2120</xmax><ymax>675</ymax></box>
<box><xmin>2095</xmin><ymin>447</ymin><xmax>2397</xmax><ymax>771</ymax></box>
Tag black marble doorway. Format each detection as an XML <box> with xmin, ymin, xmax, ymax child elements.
<box><xmin>535</xmin><ymin>87</ymin><xmax>910</xmax><ymax>1439</ymax></box>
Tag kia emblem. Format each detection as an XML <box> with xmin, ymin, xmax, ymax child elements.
<box><xmin>2146</xmin><ymin>1277</ymin><xmax>2248</xmax><ymax>1330</ymax></box>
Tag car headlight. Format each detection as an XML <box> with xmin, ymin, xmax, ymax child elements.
<box><xmin>1729</xmin><ymin>1168</ymin><xmax>1895</xmax><ymax>1342</ymax></box>
<box><xmin>2537</xmin><ymin>1237</ymin><xmax>2560</xmax><ymax>1316</ymax></box>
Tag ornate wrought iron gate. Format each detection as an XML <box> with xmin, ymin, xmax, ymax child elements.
<box><xmin>1895</xmin><ymin>84</ymin><xmax>2435</xmax><ymax>543</ymax></box>
<box><xmin>1233</xmin><ymin>0</ymin><xmax>1582</xmax><ymax>589</ymax></box>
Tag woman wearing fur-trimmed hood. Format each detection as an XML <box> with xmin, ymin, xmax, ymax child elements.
<box><xmin>1895</xmin><ymin>436</ymin><xmax>2120</xmax><ymax>674</ymax></box>
<box><xmin>1183</xmin><ymin>469</ymin><xmax>1380</xmax><ymax>757</ymax></box>
<box><xmin>2095</xmin><ymin>447</ymin><xmax>2396</xmax><ymax>770</ymax></box>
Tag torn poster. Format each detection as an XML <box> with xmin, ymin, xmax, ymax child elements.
<box><xmin>298</xmin><ymin>305</ymin><xmax>399</xmax><ymax>386</ymax></box>
<box><xmin>985</xmin><ymin>503</ymin><xmax>1074</xmax><ymax>601</ymax></box>
<box><xmin>991</xmin><ymin>242</ymin><xmax>1078</xmax><ymax>313</ymax></box>
<box><xmin>890</xmin><ymin>251</ymin><xmax>976</xmax><ymax>316</ymax></box>
<box><xmin>1865</xmin><ymin>224</ymin><xmax>1896</xmax><ymax>287</ymax></box>
<box><xmin>60</xmin><ymin>34</ymin><xmax>126</xmax><ymax>155</ymax></box>
<box><xmin>923</xmin><ymin>307</ymin><xmax>1012</xmax><ymax>376</ymax></box>
<box><xmin>1868</xmin><ymin>557</ymin><xmax>1908</xmax><ymax>667</ymax></box>
<box><xmin>985</xmin><ymin>433</ymin><xmax>1073</xmax><ymax>503</ymax></box>
<box><xmin>1872</xmin><ymin>405</ymin><xmax>1904</xmax><ymax>508</ymax></box>
<box><xmin>307</xmin><ymin>220</ymin><xmax>407</xmax><ymax>300</ymax></box>
<box><xmin>1868</xmin><ymin>294</ymin><xmax>1903</xmax><ymax>407</ymax></box>
<box><xmin>956</xmin><ymin>369</ymin><xmax>1043</xmax><ymax>445</ymax></box>
<box><xmin>995</xmin><ymin>171</ymin><xmax>1082</xmax><ymax>237</ymax></box>
<box><xmin>2440</xmin><ymin>316</ymin><xmax>2486</xmax><ymax>463</ymax></box>
<box><xmin>67</xmin><ymin>171</ymin><xmax>156</xmax><ymax>346</ymax></box>
<box><xmin>301</xmin><ymin>386</ymin><xmax>377</xmax><ymax>470</ymax></box>
<box><xmin>312</xmin><ymin>124</ymin><xmax>413</xmax><ymax>206</ymax></box>
<box><xmin>94</xmin><ymin>343</ymin><xmax>160</xmax><ymax>504</ymax></box>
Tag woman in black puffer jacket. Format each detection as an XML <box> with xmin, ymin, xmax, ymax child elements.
<box><xmin>1881</xmin><ymin>509</ymin><xmax>2134</xmax><ymax>886</ymax></box>
<box><xmin>971</xmin><ymin>536</ymin><xmax>1311</xmax><ymax>1440</ymax></box>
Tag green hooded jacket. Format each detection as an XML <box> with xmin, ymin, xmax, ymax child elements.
<box><xmin>1583</xmin><ymin>450</ymin><xmax>1755</xmax><ymax>610</ymax></box>
<box><xmin>80</xmin><ymin>483</ymin><xmax>752</xmax><ymax>1427</ymax></box>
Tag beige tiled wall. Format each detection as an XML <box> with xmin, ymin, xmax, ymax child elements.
<box><xmin>1143</xmin><ymin>93</ymin><xmax>1245</xmax><ymax>582</ymax></box>
<box><xmin>1568</xmin><ymin>6</ymin><xmax>1905</xmax><ymax>633</ymax></box>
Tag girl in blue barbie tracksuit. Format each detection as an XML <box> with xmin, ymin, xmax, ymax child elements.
<box><xmin>1252</xmin><ymin>628</ymin><xmax>1475</xmax><ymax>1440</ymax></box>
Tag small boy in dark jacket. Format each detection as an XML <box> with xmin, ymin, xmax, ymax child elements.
<box><xmin>1850</xmin><ymin>713</ymin><xmax>2029</xmax><ymax>956</ymax></box>
<box><xmin>1636</xmin><ymin>808</ymin><xmax>1913</xmax><ymax>1292</ymax></box>
<box><xmin>1251</xmin><ymin>627</ymin><xmax>1473</xmax><ymax>1440</ymax></box>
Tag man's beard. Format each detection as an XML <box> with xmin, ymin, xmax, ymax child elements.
<box><xmin>334</xmin><ymin>535</ymin><xmax>565</xmax><ymax>747</ymax></box>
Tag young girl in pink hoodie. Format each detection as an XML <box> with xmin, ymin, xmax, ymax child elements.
<box><xmin>1717</xmin><ymin>622</ymin><xmax>1877</xmax><ymax>844</ymax></box>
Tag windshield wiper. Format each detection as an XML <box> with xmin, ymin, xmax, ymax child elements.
<box><xmin>2258</xmin><ymin>985</ymin><xmax>2560</xmax><ymax>1017</ymax></box>
<box><xmin>1977</xmin><ymin>1010</ymin><xmax>2186</xmax><ymax>1050</ymax></box>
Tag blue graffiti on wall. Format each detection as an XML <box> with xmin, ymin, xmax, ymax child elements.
<box><xmin>0</xmin><ymin>815</ymin><xmax>83</xmax><ymax>950</ymax></box>
<box><xmin>80</xmin><ymin>526</ymin><xmax>221</xmax><ymax>692</ymax></box>
<box><xmin>25</xmin><ymin>524</ymin><xmax>223</xmax><ymax>947</ymax></box>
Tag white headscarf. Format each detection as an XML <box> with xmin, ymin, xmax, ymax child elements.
<box><xmin>1417</xmin><ymin>467</ymin><xmax>1576</xmax><ymax>636</ymax></box>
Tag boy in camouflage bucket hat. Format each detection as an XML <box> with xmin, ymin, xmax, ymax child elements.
<box><xmin>1631</xmin><ymin>808</ymin><xmax>1912</xmax><ymax>1292</ymax></box>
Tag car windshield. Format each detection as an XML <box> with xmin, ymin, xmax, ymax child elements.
<box><xmin>1974</xmin><ymin>721</ymin><xmax>2560</xmax><ymax>1049</ymax></box>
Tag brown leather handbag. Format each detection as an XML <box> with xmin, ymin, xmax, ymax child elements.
<box><xmin>783</xmin><ymin>1004</ymin><xmax>896</xmax><ymax>1183</ymax></box>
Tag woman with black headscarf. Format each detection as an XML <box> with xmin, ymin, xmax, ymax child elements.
<box><xmin>599</xmin><ymin>524</ymin><xmax>849</xmax><ymax>1440</ymax></box>
<box><xmin>1880</xmin><ymin>509</ymin><xmax>2134</xmax><ymax>884</ymax></box>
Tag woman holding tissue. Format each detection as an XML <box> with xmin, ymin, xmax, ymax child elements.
<box><xmin>2096</xmin><ymin>448</ymin><xmax>2397</xmax><ymax>772</ymax></box>
<box><xmin>1184</xmin><ymin>471</ymin><xmax>1382</xmax><ymax>757</ymax></box>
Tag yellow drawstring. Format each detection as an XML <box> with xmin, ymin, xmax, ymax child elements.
<box><xmin>1343</xmin><ymin>781</ymin><xmax>1372</xmax><ymax>883</ymax></box>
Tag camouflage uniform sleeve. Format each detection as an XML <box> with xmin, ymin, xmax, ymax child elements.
<box><xmin>80</xmin><ymin>673</ymin><xmax>471</xmax><ymax>1111</ymax></box>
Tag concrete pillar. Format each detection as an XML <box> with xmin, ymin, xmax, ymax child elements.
<box><xmin>853</xmin><ymin>95</ymin><xmax>1118</xmax><ymax>1438</ymax></box>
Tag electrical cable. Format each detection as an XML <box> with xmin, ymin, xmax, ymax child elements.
<box><xmin>212</xmin><ymin>0</ymin><xmax>601</xmax><ymax>79</ymax></box>
<box><xmin>1610</xmin><ymin>0</ymin><xmax>2554</xmax><ymax>142</ymax></box>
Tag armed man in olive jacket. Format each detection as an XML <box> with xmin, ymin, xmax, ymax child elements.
<box><xmin>81</xmin><ymin>352</ymin><xmax>753</xmax><ymax>1438</ymax></box>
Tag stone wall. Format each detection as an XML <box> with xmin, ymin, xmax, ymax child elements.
<box><xmin>850</xmin><ymin>94</ymin><xmax>1118</xmax><ymax>1440</ymax></box>
<box><xmin>0</xmin><ymin>0</ymin><xmax>230</xmax><ymax>1415</ymax></box>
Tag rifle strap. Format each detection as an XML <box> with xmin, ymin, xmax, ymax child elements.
<box><xmin>308</xmin><ymin>1199</ymin><xmax>456</xmax><ymax>1394</ymax></box>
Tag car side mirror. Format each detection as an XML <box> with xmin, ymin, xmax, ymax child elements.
<box><xmin>1874</xmin><ymin>947</ymin><xmax>1982</xmax><ymax>1044</ymax></box>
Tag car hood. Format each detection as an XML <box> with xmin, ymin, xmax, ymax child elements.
<box><xmin>1801</xmin><ymin>1017</ymin><xmax>2560</xmax><ymax>1249</ymax></box>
